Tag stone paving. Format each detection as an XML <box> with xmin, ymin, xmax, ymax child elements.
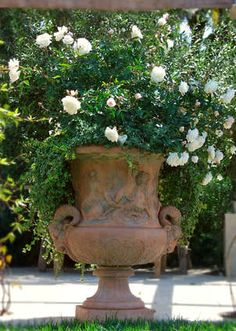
<box><xmin>0</xmin><ymin>268</ymin><xmax>235</xmax><ymax>325</ymax></box>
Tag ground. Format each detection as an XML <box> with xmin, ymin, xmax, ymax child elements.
<box><xmin>1</xmin><ymin>268</ymin><xmax>235</xmax><ymax>325</ymax></box>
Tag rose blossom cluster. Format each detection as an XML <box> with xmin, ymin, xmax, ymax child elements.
<box><xmin>166</xmin><ymin>151</ymin><xmax>189</xmax><ymax>167</ymax></box>
<box><xmin>36</xmin><ymin>26</ymin><xmax>92</xmax><ymax>55</ymax></box>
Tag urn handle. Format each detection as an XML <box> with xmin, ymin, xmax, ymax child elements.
<box><xmin>159</xmin><ymin>205</ymin><xmax>182</xmax><ymax>253</ymax></box>
<box><xmin>49</xmin><ymin>204</ymin><xmax>81</xmax><ymax>254</ymax></box>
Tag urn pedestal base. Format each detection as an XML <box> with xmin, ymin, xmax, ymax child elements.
<box><xmin>76</xmin><ymin>267</ymin><xmax>155</xmax><ymax>321</ymax></box>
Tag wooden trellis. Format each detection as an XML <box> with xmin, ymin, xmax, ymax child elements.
<box><xmin>0</xmin><ymin>0</ymin><xmax>234</xmax><ymax>9</ymax></box>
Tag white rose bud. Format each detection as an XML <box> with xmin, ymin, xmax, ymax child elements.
<box><xmin>135</xmin><ymin>93</ymin><xmax>142</xmax><ymax>100</ymax></box>
<box><xmin>214</xmin><ymin>150</ymin><xmax>224</xmax><ymax>164</ymax></box>
<box><xmin>202</xmin><ymin>172</ymin><xmax>213</xmax><ymax>186</ymax></box>
<box><xmin>74</xmin><ymin>38</ymin><xmax>92</xmax><ymax>56</ymax></box>
<box><xmin>179</xmin><ymin>126</ymin><xmax>185</xmax><ymax>133</ymax></box>
<box><xmin>151</xmin><ymin>66</ymin><xmax>166</xmax><ymax>83</ymax></box>
<box><xmin>9</xmin><ymin>69</ymin><xmax>20</xmax><ymax>83</ymax></box>
<box><xmin>221</xmin><ymin>88</ymin><xmax>235</xmax><ymax>104</ymax></box>
<box><xmin>163</xmin><ymin>13</ymin><xmax>169</xmax><ymax>20</ymax></box>
<box><xmin>36</xmin><ymin>33</ymin><xmax>52</xmax><ymax>48</ymax></box>
<box><xmin>105</xmin><ymin>127</ymin><xmax>119</xmax><ymax>142</ymax></box>
<box><xmin>131</xmin><ymin>25</ymin><xmax>143</xmax><ymax>40</ymax></box>
<box><xmin>62</xmin><ymin>34</ymin><xmax>74</xmax><ymax>45</ymax></box>
<box><xmin>215</xmin><ymin>130</ymin><xmax>223</xmax><ymax>137</ymax></box>
<box><xmin>204</xmin><ymin>80</ymin><xmax>218</xmax><ymax>94</ymax></box>
<box><xmin>158</xmin><ymin>17</ymin><xmax>167</xmax><ymax>26</ymax></box>
<box><xmin>106</xmin><ymin>97</ymin><xmax>116</xmax><ymax>107</ymax></box>
<box><xmin>223</xmin><ymin>116</ymin><xmax>235</xmax><ymax>129</ymax></box>
<box><xmin>61</xmin><ymin>95</ymin><xmax>81</xmax><ymax>115</ymax></box>
<box><xmin>167</xmin><ymin>39</ymin><xmax>174</xmax><ymax>50</ymax></box>
<box><xmin>179</xmin><ymin>81</ymin><xmax>189</xmax><ymax>96</ymax></box>
<box><xmin>108</xmin><ymin>29</ymin><xmax>115</xmax><ymax>35</ymax></box>
<box><xmin>214</xmin><ymin>111</ymin><xmax>219</xmax><ymax>117</ymax></box>
<box><xmin>191</xmin><ymin>156</ymin><xmax>199</xmax><ymax>163</ymax></box>
<box><xmin>230</xmin><ymin>145</ymin><xmax>236</xmax><ymax>155</ymax></box>
<box><xmin>54</xmin><ymin>26</ymin><xmax>68</xmax><ymax>41</ymax></box>
<box><xmin>217</xmin><ymin>174</ymin><xmax>223</xmax><ymax>181</ymax></box>
<box><xmin>8</xmin><ymin>58</ymin><xmax>19</xmax><ymax>71</ymax></box>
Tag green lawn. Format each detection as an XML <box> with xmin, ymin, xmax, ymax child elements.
<box><xmin>0</xmin><ymin>320</ymin><xmax>236</xmax><ymax>331</ymax></box>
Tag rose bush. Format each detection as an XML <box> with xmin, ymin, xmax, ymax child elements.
<box><xmin>2</xmin><ymin>10</ymin><xmax>235</xmax><ymax>257</ymax></box>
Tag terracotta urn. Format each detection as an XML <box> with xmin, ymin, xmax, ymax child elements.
<box><xmin>49</xmin><ymin>146</ymin><xmax>181</xmax><ymax>321</ymax></box>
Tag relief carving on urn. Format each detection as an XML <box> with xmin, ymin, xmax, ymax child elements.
<box><xmin>49</xmin><ymin>146</ymin><xmax>181</xmax><ymax>321</ymax></box>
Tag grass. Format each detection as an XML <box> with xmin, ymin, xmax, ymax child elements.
<box><xmin>0</xmin><ymin>320</ymin><xmax>236</xmax><ymax>331</ymax></box>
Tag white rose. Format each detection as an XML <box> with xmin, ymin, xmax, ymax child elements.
<box><xmin>62</xmin><ymin>34</ymin><xmax>74</xmax><ymax>45</ymax></box>
<box><xmin>61</xmin><ymin>95</ymin><xmax>81</xmax><ymax>115</ymax></box>
<box><xmin>207</xmin><ymin>145</ymin><xmax>216</xmax><ymax>162</ymax></box>
<box><xmin>179</xmin><ymin>152</ymin><xmax>189</xmax><ymax>166</ymax></box>
<box><xmin>167</xmin><ymin>39</ymin><xmax>174</xmax><ymax>50</ymax></box>
<box><xmin>106</xmin><ymin>97</ymin><xmax>116</xmax><ymax>107</ymax></box>
<box><xmin>74</xmin><ymin>38</ymin><xmax>92</xmax><ymax>56</ymax></box>
<box><xmin>202</xmin><ymin>172</ymin><xmax>213</xmax><ymax>186</ymax></box>
<box><xmin>178</xmin><ymin>81</ymin><xmax>189</xmax><ymax>96</ymax></box>
<box><xmin>204</xmin><ymin>80</ymin><xmax>218</xmax><ymax>94</ymax></box>
<box><xmin>179</xmin><ymin>126</ymin><xmax>185</xmax><ymax>133</ymax></box>
<box><xmin>217</xmin><ymin>174</ymin><xmax>223</xmax><ymax>181</ymax></box>
<box><xmin>186</xmin><ymin>130</ymin><xmax>206</xmax><ymax>152</ymax></box>
<box><xmin>108</xmin><ymin>29</ymin><xmax>115</xmax><ymax>35</ymax></box>
<box><xmin>186</xmin><ymin>128</ymin><xmax>199</xmax><ymax>143</ymax></box>
<box><xmin>166</xmin><ymin>152</ymin><xmax>180</xmax><ymax>167</ymax></box>
<box><xmin>105</xmin><ymin>127</ymin><xmax>119</xmax><ymax>142</ymax></box>
<box><xmin>230</xmin><ymin>146</ymin><xmax>236</xmax><ymax>155</ymax></box>
<box><xmin>135</xmin><ymin>93</ymin><xmax>142</xmax><ymax>100</ymax></box>
<box><xmin>158</xmin><ymin>17</ymin><xmax>167</xmax><ymax>26</ymax></box>
<box><xmin>221</xmin><ymin>88</ymin><xmax>235</xmax><ymax>104</ymax></box>
<box><xmin>191</xmin><ymin>156</ymin><xmax>199</xmax><ymax>163</ymax></box>
<box><xmin>9</xmin><ymin>69</ymin><xmax>20</xmax><ymax>83</ymax></box>
<box><xmin>54</xmin><ymin>26</ymin><xmax>68</xmax><ymax>41</ymax></box>
<box><xmin>8</xmin><ymin>58</ymin><xmax>19</xmax><ymax>71</ymax></box>
<box><xmin>131</xmin><ymin>25</ymin><xmax>143</xmax><ymax>40</ymax></box>
<box><xmin>36</xmin><ymin>33</ymin><xmax>52</xmax><ymax>48</ymax></box>
<box><xmin>214</xmin><ymin>150</ymin><xmax>224</xmax><ymax>164</ymax></box>
<box><xmin>151</xmin><ymin>66</ymin><xmax>166</xmax><ymax>83</ymax></box>
<box><xmin>224</xmin><ymin>116</ymin><xmax>235</xmax><ymax>129</ymax></box>
<box><xmin>215</xmin><ymin>130</ymin><xmax>223</xmax><ymax>137</ymax></box>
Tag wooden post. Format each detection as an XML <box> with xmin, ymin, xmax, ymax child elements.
<box><xmin>154</xmin><ymin>254</ymin><xmax>167</xmax><ymax>277</ymax></box>
<box><xmin>178</xmin><ymin>245</ymin><xmax>192</xmax><ymax>274</ymax></box>
<box><xmin>37</xmin><ymin>242</ymin><xmax>47</xmax><ymax>272</ymax></box>
<box><xmin>0</xmin><ymin>0</ymin><xmax>233</xmax><ymax>9</ymax></box>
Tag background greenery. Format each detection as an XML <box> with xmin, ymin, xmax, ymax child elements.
<box><xmin>0</xmin><ymin>9</ymin><xmax>235</xmax><ymax>268</ymax></box>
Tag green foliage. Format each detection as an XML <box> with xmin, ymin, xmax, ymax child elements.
<box><xmin>22</xmin><ymin>137</ymin><xmax>74</xmax><ymax>261</ymax></box>
<box><xmin>190</xmin><ymin>177</ymin><xmax>232</xmax><ymax>267</ymax></box>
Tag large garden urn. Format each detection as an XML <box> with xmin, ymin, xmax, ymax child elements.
<box><xmin>49</xmin><ymin>146</ymin><xmax>181</xmax><ymax>321</ymax></box>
